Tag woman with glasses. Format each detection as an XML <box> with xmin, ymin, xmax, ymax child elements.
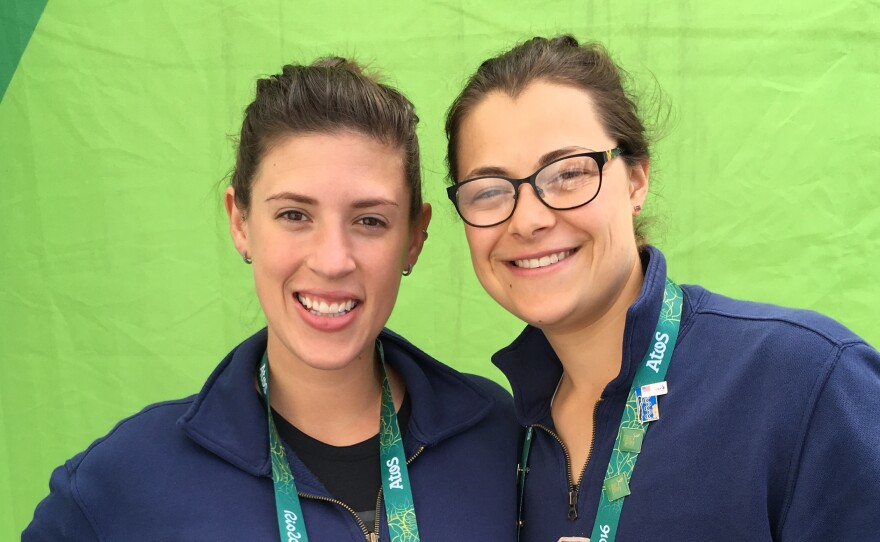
<box><xmin>445</xmin><ymin>35</ymin><xmax>880</xmax><ymax>541</ymax></box>
<box><xmin>24</xmin><ymin>58</ymin><xmax>519</xmax><ymax>541</ymax></box>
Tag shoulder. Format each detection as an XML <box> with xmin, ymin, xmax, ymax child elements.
<box><xmin>461</xmin><ymin>372</ymin><xmax>513</xmax><ymax>401</ymax></box>
<box><xmin>679</xmin><ymin>279</ymin><xmax>880</xmax><ymax>379</ymax></box>
<box><xmin>465</xmin><ymin>375</ymin><xmax>519</xmax><ymax>449</ymax></box>
<box><xmin>68</xmin><ymin>396</ymin><xmax>196</xmax><ymax>474</ymax></box>
<box><xmin>381</xmin><ymin>327</ymin><xmax>511</xmax><ymax>405</ymax></box>
<box><xmin>682</xmin><ymin>283</ymin><xmax>868</xmax><ymax>348</ymax></box>
<box><xmin>679</xmin><ymin>282</ymin><xmax>879</xmax><ymax>410</ymax></box>
<box><xmin>379</xmin><ymin>328</ymin><xmax>519</xmax><ymax>443</ymax></box>
<box><xmin>23</xmin><ymin>396</ymin><xmax>198</xmax><ymax>540</ymax></box>
<box><xmin>379</xmin><ymin>327</ymin><xmax>498</xmax><ymax>394</ymax></box>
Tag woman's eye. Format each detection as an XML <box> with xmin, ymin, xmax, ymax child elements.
<box><xmin>544</xmin><ymin>169</ymin><xmax>592</xmax><ymax>191</ymax></box>
<box><xmin>358</xmin><ymin>216</ymin><xmax>387</xmax><ymax>228</ymax></box>
<box><xmin>553</xmin><ymin>169</ymin><xmax>590</xmax><ymax>183</ymax></box>
<box><xmin>279</xmin><ymin>210</ymin><xmax>308</xmax><ymax>222</ymax></box>
<box><xmin>560</xmin><ymin>168</ymin><xmax>588</xmax><ymax>179</ymax></box>
<box><xmin>473</xmin><ymin>188</ymin><xmax>506</xmax><ymax>202</ymax></box>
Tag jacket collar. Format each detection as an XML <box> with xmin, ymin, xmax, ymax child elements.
<box><xmin>177</xmin><ymin>327</ymin><xmax>497</xmax><ymax>480</ymax></box>
<box><xmin>491</xmin><ymin>245</ymin><xmax>669</xmax><ymax>426</ymax></box>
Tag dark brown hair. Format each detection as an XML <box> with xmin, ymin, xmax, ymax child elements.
<box><xmin>445</xmin><ymin>35</ymin><xmax>652</xmax><ymax>245</ymax></box>
<box><xmin>231</xmin><ymin>57</ymin><xmax>422</xmax><ymax>222</ymax></box>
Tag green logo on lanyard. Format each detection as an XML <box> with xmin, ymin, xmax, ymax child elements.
<box><xmin>259</xmin><ymin>341</ymin><xmax>421</xmax><ymax>542</ymax></box>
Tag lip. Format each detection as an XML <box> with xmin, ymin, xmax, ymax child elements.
<box><xmin>294</xmin><ymin>289</ymin><xmax>362</xmax><ymax>332</ymax></box>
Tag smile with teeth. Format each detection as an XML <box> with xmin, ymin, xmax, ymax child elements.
<box><xmin>297</xmin><ymin>294</ymin><xmax>358</xmax><ymax>317</ymax></box>
<box><xmin>513</xmin><ymin>250</ymin><xmax>573</xmax><ymax>269</ymax></box>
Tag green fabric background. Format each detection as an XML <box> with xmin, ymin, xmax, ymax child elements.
<box><xmin>2</xmin><ymin>0</ymin><xmax>878</xmax><ymax>536</ymax></box>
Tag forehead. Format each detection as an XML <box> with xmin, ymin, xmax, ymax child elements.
<box><xmin>457</xmin><ymin>81</ymin><xmax>614</xmax><ymax>177</ymax></box>
<box><xmin>253</xmin><ymin>131</ymin><xmax>406</xmax><ymax>196</ymax></box>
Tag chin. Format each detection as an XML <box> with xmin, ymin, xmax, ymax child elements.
<box><xmin>270</xmin><ymin>324</ymin><xmax>374</xmax><ymax>371</ymax></box>
<box><xmin>508</xmin><ymin>304</ymin><xmax>571</xmax><ymax>330</ymax></box>
<box><xmin>298</xmin><ymin>342</ymin><xmax>371</xmax><ymax>371</ymax></box>
<box><xmin>301</xmin><ymin>352</ymin><xmax>363</xmax><ymax>371</ymax></box>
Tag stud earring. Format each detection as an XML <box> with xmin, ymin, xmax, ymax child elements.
<box><xmin>402</xmin><ymin>264</ymin><xmax>414</xmax><ymax>276</ymax></box>
<box><xmin>242</xmin><ymin>252</ymin><xmax>252</xmax><ymax>264</ymax></box>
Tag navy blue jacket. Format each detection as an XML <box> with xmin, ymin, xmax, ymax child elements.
<box><xmin>498</xmin><ymin>247</ymin><xmax>880</xmax><ymax>541</ymax></box>
<box><xmin>24</xmin><ymin>328</ymin><xmax>520</xmax><ymax>541</ymax></box>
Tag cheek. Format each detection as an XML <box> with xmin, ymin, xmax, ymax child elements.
<box><xmin>463</xmin><ymin>227</ymin><xmax>494</xmax><ymax>262</ymax></box>
<box><xmin>360</xmin><ymin>235</ymin><xmax>409</xmax><ymax>284</ymax></box>
<box><xmin>578</xmin><ymin>190</ymin><xmax>631</xmax><ymax>238</ymax></box>
<box><xmin>253</xmin><ymin>260</ymin><xmax>293</xmax><ymax>302</ymax></box>
<box><xmin>464</xmin><ymin>230</ymin><xmax>492</xmax><ymax>279</ymax></box>
<box><xmin>463</xmin><ymin>228</ymin><xmax>507</xmax><ymax>294</ymax></box>
<box><xmin>251</xmin><ymin>230</ymin><xmax>303</xmax><ymax>289</ymax></box>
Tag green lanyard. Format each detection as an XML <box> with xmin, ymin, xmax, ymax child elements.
<box><xmin>259</xmin><ymin>341</ymin><xmax>420</xmax><ymax>542</ymax></box>
<box><xmin>517</xmin><ymin>278</ymin><xmax>683</xmax><ymax>542</ymax></box>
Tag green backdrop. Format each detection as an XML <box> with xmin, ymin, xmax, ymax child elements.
<box><xmin>2</xmin><ymin>0</ymin><xmax>878</xmax><ymax>536</ymax></box>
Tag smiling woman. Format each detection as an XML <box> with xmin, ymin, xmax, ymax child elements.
<box><xmin>228</xmin><ymin>133</ymin><xmax>416</xmax><ymax>380</ymax></box>
<box><xmin>445</xmin><ymin>35</ymin><xmax>880</xmax><ymax>541</ymax></box>
<box><xmin>23</xmin><ymin>58</ymin><xmax>519</xmax><ymax>541</ymax></box>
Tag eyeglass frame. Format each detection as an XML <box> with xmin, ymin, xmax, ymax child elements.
<box><xmin>446</xmin><ymin>147</ymin><xmax>623</xmax><ymax>228</ymax></box>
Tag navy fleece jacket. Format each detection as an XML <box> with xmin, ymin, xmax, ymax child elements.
<box><xmin>24</xmin><ymin>328</ymin><xmax>520</xmax><ymax>541</ymax></box>
<box><xmin>498</xmin><ymin>246</ymin><xmax>880</xmax><ymax>541</ymax></box>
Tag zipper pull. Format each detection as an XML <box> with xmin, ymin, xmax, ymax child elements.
<box><xmin>568</xmin><ymin>486</ymin><xmax>579</xmax><ymax>520</ymax></box>
<box><xmin>367</xmin><ymin>533</ymin><xmax>379</xmax><ymax>542</ymax></box>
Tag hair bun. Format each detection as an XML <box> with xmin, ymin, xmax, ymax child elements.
<box><xmin>310</xmin><ymin>56</ymin><xmax>382</xmax><ymax>83</ymax></box>
<box><xmin>311</xmin><ymin>56</ymin><xmax>362</xmax><ymax>72</ymax></box>
<box><xmin>521</xmin><ymin>35</ymin><xmax>579</xmax><ymax>53</ymax></box>
<box><xmin>548</xmin><ymin>34</ymin><xmax>579</xmax><ymax>48</ymax></box>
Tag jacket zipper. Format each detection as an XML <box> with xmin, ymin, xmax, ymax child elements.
<box><xmin>297</xmin><ymin>446</ymin><xmax>426</xmax><ymax>542</ymax></box>
<box><xmin>533</xmin><ymin>397</ymin><xmax>603</xmax><ymax>521</ymax></box>
<box><xmin>295</xmin><ymin>492</ymin><xmax>372</xmax><ymax>538</ymax></box>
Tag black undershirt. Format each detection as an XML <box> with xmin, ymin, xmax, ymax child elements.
<box><xmin>272</xmin><ymin>394</ymin><xmax>411</xmax><ymax>527</ymax></box>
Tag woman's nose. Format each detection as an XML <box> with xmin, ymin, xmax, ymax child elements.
<box><xmin>306</xmin><ymin>225</ymin><xmax>357</xmax><ymax>278</ymax></box>
<box><xmin>506</xmin><ymin>184</ymin><xmax>556</xmax><ymax>238</ymax></box>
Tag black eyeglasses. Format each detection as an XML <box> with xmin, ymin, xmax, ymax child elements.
<box><xmin>447</xmin><ymin>147</ymin><xmax>622</xmax><ymax>227</ymax></box>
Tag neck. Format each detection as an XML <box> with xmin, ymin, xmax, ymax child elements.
<box><xmin>264</xmin><ymin>334</ymin><xmax>405</xmax><ymax>446</ymax></box>
<box><xmin>546</xmin><ymin>253</ymin><xmax>645</xmax><ymax>401</ymax></box>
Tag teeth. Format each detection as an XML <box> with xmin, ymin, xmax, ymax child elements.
<box><xmin>514</xmin><ymin>250</ymin><xmax>572</xmax><ymax>269</ymax></box>
<box><xmin>297</xmin><ymin>294</ymin><xmax>358</xmax><ymax>316</ymax></box>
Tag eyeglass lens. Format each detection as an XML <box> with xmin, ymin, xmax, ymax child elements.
<box><xmin>455</xmin><ymin>154</ymin><xmax>602</xmax><ymax>226</ymax></box>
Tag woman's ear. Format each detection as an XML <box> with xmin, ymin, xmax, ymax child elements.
<box><xmin>628</xmin><ymin>158</ymin><xmax>650</xmax><ymax>210</ymax></box>
<box><xmin>405</xmin><ymin>203</ymin><xmax>433</xmax><ymax>269</ymax></box>
<box><xmin>225</xmin><ymin>187</ymin><xmax>250</xmax><ymax>257</ymax></box>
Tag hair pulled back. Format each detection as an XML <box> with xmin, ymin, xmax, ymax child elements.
<box><xmin>445</xmin><ymin>35</ymin><xmax>652</xmax><ymax>244</ymax></box>
<box><xmin>232</xmin><ymin>57</ymin><xmax>422</xmax><ymax>222</ymax></box>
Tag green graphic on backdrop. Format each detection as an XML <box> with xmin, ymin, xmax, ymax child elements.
<box><xmin>0</xmin><ymin>0</ymin><xmax>48</xmax><ymax>102</ymax></box>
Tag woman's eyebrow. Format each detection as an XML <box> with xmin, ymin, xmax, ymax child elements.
<box><xmin>464</xmin><ymin>165</ymin><xmax>509</xmax><ymax>179</ymax></box>
<box><xmin>265</xmin><ymin>191</ymin><xmax>317</xmax><ymax>205</ymax></box>
<box><xmin>351</xmin><ymin>198</ymin><xmax>399</xmax><ymax>209</ymax></box>
<box><xmin>265</xmin><ymin>192</ymin><xmax>399</xmax><ymax>210</ymax></box>
<box><xmin>463</xmin><ymin>146</ymin><xmax>591</xmax><ymax>179</ymax></box>
<box><xmin>537</xmin><ymin>146</ymin><xmax>591</xmax><ymax>166</ymax></box>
